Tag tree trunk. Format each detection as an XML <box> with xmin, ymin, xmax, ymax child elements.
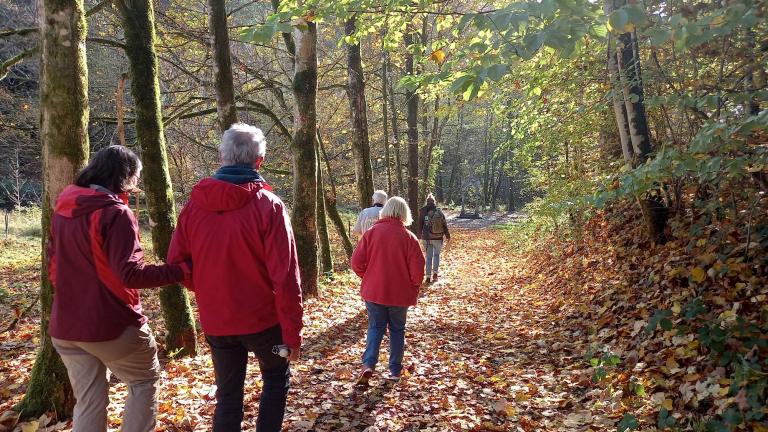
<box><xmin>17</xmin><ymin>0</ymin><xmax>90</xmax><ymax>417</ymax></box>
<box><xmin>319</xmin><ymin>133</ymin><xmax>354</xmax><ymax>259</ymax></box>
<box><xmin>207</xmin><ymin>0</ymin><xmax>238</xmax><ymax>132</ymax></box>
<box><xmin>404</xmin><ymin>29</ymin><xmax>419</xmax><ymax>225</ymax></box>
<box><xmin>606</xmin><ymin>33</ymin><xmax>633</xmax><ymax>164</ymax></box>
<box><xmin>316</xmin><ymin>145</ymin><xmax>332</xmax><ymax>274</ymax></box>
<box><xmin>616</xmin><ymin>31</ymin><xmax>652</xmax><ymax>162</ymax></box>
<box><xmin>387</xmin><ymin>72</ymin><xmax>405</xmax><ymax>195</ymax></box>
<box><xmin>381</xmin><ymin>53</ymin><xmax>393</xmax><ymax>196</ymax></box>
<box><xmin>291</xmin><ymin>18</ymin><xmax>319</xmax><ymax>296</ymax></box>
<box><xmin>118</xmin><ymin>0</ymin><xmax>198</xmax><ymax>355</ymax></box>
<box><xmin>420</xmin><ymin>97</ymin><xmax>441</xmax><ymax>201</ymax></box>
<box><xmin>345</xmin><ymin>15</ymin><xmax>374</xmax><ymax>209</ymax></box>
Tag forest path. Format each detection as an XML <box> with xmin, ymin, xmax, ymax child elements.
<box><xmin>282</xmin><ymin>222</ymin><xmax>597</xmax><ymax>432</ymax></box>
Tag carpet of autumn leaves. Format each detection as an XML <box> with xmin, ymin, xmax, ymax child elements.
<box><xmin>1</xmin><ymin>205</ymin><xmax>767</xmax><ymax>431</ymax></box>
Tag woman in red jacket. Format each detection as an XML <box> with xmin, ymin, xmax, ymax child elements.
<box><xmin>351</xmin><ymin>196</ymin><xmax>425</xmax><ymax>384</ymax></box>
<box><xmin>48</xmin><ymin>146</ymin><xmax>190</xmax><ymax>432</ymax></box>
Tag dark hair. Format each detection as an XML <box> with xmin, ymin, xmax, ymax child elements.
<box><xmin>75</xmin><ymin>146</ymin><xmax>142</xmax><ymax>194</ymax></box>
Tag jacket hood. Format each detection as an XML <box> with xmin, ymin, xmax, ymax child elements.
<box><xmin>190</xmin><ymin>178</ymin><xmax>267</xmax><ymax>212</ymax></box>
<box><xmin>55</xmin><ymin>185</ymin><xmax>124</xmax><ymax>218</ymax></box>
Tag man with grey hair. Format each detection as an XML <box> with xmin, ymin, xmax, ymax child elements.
<box><xmin>169</xmin><ymin>123</ymin><xmax>303</xmax><ymax>432</ymax></box>
<box><xmin>353</xmin><ymin>190</ymin><xmax>388</xmax><ymax>237</ymax></box>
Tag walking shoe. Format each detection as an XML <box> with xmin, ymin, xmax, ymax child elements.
<box><xmin>432</xmin><ymin>273</ymin><xmax>439</xmax><ymax>282</ymax></box>
<box><xmin>355</xmin><ymin>367</ymin><xmax>373</xmax><ymax>387</ymax></box>
<box><xmin>383</xmin><ymin>372</ymin><xmax>402</xmax><ymax>382</ymax></box>
<box><xmin>424</xmin><ymin>277</ymin><xmax>431</xmax><ymax>284</ymax></box>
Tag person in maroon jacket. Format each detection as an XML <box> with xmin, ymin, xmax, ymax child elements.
<box><xmin>351</xmin><ymin>196</ymin><xmax>425</xmax><ymax>385</ymax></box>
<box><xmin>168</xmin><ymin>123</ymin><xmax>303</xmax><ymax>432</ymax></box>
<box><xmin>49</xmin><ymin>146</ymin><xmax>191</xmax><ymax>432</ymax></box>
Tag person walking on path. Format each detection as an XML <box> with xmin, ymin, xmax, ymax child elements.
<box><xmin>352</xmin><ymin>190</ymin><xmax>388</xmax><ymax>237</ymax></box>
<box><xmin>417</xmin><ymin>193</ymin><xmax>450</xmax><ymax>283</ymax></box>
<box><xmin>351</xmin><ymin>197</ymin><xmax>425</xmax><ymax>385</ymax></box>
<box><xmin>168</xmin><ymin>123</ymin><xmax>303</xmax><ymax>432</ymax></box>
<box><xmin>48</xmin><ymin>146</ymin><xmax>192</xmax><ymax>432</ymax></box>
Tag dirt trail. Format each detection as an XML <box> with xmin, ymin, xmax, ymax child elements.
<box><xmin>282</xmin><ymin>219</ymin><xmax>595</xmax><ymax>432</ymax></box>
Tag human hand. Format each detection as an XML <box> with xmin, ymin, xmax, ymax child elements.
<box><xmin>288</xmin><ymin>347</ymin><xmax>301</xmax><ymax>362</ymax></box>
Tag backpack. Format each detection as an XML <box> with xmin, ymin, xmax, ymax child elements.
<box><xmin>426</xmin><ymin>209</ymin><xmax>446</xmax><ymax>235</ymax></box>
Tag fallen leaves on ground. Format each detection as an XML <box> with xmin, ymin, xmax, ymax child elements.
<box><xmin>1</xmin><ymin>206</ymin><xmax>766</xmax><ymax>431</ymax></box>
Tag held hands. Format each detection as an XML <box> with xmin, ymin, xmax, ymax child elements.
<box><xmin>288</xmin><ymin>347</ymin><xmax>301</xmax><ymax>362</ymax></box>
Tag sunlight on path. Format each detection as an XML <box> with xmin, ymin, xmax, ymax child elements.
<box><xmin>285</xmin><ymin>221</ymin><xmax>599</xmax><ymax>432</ymax></box>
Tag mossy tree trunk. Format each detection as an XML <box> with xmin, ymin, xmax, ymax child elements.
<box><xmin>316</xmin><ymin>145</ymin><xmax>333</xmax><ymax>274</ymax></box>
<box><xmin>17</xmin><ymin>0</ymin><xmax>90</xmax><ymax>418</ymax></box>
<box><xmin>291</xmin><ymin>17</ymin><xmax>319</xmax><ymax>296</ymax></box>
<box><xmin>117</xmin><ymin>0</ymin><xmax>198</xmax><ymax>355</ymax></box>
<box><xmin>404</xmin><ymin>28</ymin><xmax>419</xmax><ymax>230</ymax></box>
<box><xmin>207</xmin><ymin>0</ymin><xmax>238</xmax><ymax>132</ymax></box>
<box><xmin>345</xmin><ymin>15</ymin><xmax>374</xmax><ymax>209</ymax></box>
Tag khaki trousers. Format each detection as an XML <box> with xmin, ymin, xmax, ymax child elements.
<box><xmin>52</xmin><ymin>324</ymin><xmax>160</xmax><ymax>432</ymax></box>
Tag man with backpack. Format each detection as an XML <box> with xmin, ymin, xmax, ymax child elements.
<box><xmin>417</xmin><ymin>194</ymin><xmax>450</xmax><ymax>283</ymax></box>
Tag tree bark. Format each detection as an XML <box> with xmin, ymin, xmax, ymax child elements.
<box><xmin>316</xmin><ymin>145</ymin><xmax>332</xmax><ymax>274</ymax></box>
<box><xmin>17</xmin><ymin>0</ymin><xmax>90</xmax><ymax>417</ymax></box>
<box><xmin>207</xmin><ymin>0</ymin><xmax>238</xmax><ymax>132</ymax></box>
<box><xmin>117</xmin><ymin>0</ymin><xmax>198</xmax><ymax>355</ymax></box>
<box><xmin>616</xmin><ymin>31</ymin><xmax>652</xmax><ymax>162</ymax></box>
<box><xmin>404</xmin><ymin>29</ymin><xmax>419</xmax><ymax>226</ymax></box>
<box><xmin>319</xmin><ymin>133</ymin><xmax>354</xmax><ymax>259</ymax></box>
<box><xmin>420</xmin><ymin>97</ymin><xmax>441</xmax><ymax>201</ymax></box>
<box><xmin>387</xmin><ymin>71</ymin><xmax>405</xmax><ymax>195</ymax></box>
<box><xmin>291</xmin><ymin>18</ymin><xmax>319</xmax><ymax>296</ymax></box>
<box><xmin>345</xmin><ymin>15</ymin><xmax>374</xmax><ymax>209</ymax></box>
<box><xmin>381</xmin><ymin>53</ymin><xmax>393</xmax><ymax>196</ymax></box>
<box><xmin>606</xmin><ymin>33</ymin><xmax>633</xmax><ymax>164</ymax></box>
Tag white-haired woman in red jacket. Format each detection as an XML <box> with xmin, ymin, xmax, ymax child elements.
<box><xmin>351</xmin><ymin>196</ymin><xmax>425</xmax><ymax>385</ymax></box>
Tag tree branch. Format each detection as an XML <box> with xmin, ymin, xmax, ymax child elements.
<box><xmin>0</xmin><ymin>46</ymin><xmax>39</xmax><ymax>81</ymax></box>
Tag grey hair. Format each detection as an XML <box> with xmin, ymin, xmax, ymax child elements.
<box><xmin>380</xmin><ymin>196</ymin><xmax>413</xmax><ymax>226</ymax></box>
<box><xmin>219</xmin><ymin>123</ymin><xmax>267</xmax><ymax>165</ymax></box>
<box><xmin>372</xmin><ymin>190</ymin><xmax>388</xmax><ymax>205</ymax></box>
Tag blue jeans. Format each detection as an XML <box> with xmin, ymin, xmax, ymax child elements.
<box><xmin>206</xmin><ymin>325</ymin><xmax>290</xmax><ymax>432</ymax></box>
<box><xmin>424</xmin><ymin>239</ymin><xmax>443</xmax><ymax>277</ymax></box>
<box><xmin>362</xmin><ymin>301</ymin><xmax>408</xmax><ymax>375</ymax></box>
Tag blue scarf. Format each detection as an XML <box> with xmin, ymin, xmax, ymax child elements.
<box><xmin>213</xmin><ymin>165</ymin><xmax>265</xmax><ymax>185</ymax></box>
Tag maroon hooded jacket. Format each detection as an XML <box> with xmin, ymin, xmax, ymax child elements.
<box><xmin>49</xmin><ymin>185</ymin><xmax>187</xmax><ymax>342</ymax></box>
<box><xmin>167</xmin><ymin>178</ymin><xmax>304</xmax><ymax>349</ymax></box>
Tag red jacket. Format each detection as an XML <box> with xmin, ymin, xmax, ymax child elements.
<box><xmin>351</xmin><ymin>218</ymin><xmax>425</xmax><ymax>306</ymax></box>
<box><xmin>49</xmin><ymin>185</ymin><xmax>187</xmax><ymax>342</ymax></box>
<box><xmin>167</xmin><ymin>178</ymin><xmax>303</xmax><ymax>348</ymax></box>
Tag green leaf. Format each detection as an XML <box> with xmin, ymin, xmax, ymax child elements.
<box><xmin>485</xmin><ymin>64</ymin><xmax>509</xmax><ymax>81</ymax></box>
<box><xmin>608</xmin><ymin>9</ymin><xmax>629</xmax><ymax>33</ymax></box>
<box><xmin>617</xmin><ymin>413</ymin><xmax>639</xmax><ymax>432</ymax></box>
<box><xmin>657</xmin><ymin>408</ymin><xmax>676</xmax><ymax>428</ymax></box>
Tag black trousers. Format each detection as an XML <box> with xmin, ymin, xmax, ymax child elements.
<box><xmin>206</xmin><ymin>325</ymin><xmax>290</xmax><ymax>432</ymax></box>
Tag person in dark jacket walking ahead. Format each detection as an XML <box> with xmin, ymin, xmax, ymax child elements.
<box><xmin>417</xmin><ymin>193</ymin><xmax>450</xmax><ymax>282</ymax></box>
<box><xmin>351</xmin><ymin>197</ymin><xmax>425</xmax><ymax>385</ymax></box>
<box><xmin>49</xmin><ymin>146</ymin><xmax>191</xmax><ymax>432</ymax></box>
<box><xmin>168</xmin><ymin>123</ymin><xmax>303</xmax><ymax>432</ymax></box>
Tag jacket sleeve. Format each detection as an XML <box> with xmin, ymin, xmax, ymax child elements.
<box><xmin>102</xmin><ymin>207</ymin><xmax>187</xmax><ymax>289</ymax></box>
<box><xmin>352</xmin><ymin>211</ymin><xmax>364</xmax><ymax>236</ymax></box>
<box><xmin>47</xmin><ymin>224</ymin><xmax>57</xmax><ymax>289</ymax></box>
<box><xmin>442</xmin><ymin>211</ymin><xmax>450</xmax><ymax>240</ymax></box>
<box><xmin>167</xmin><ymin>206</ymin><xmax>195</xmax><ymax>291</ymax></box>
<box><xmin>264</xmin><ymin>201</ymin><xmax>304</xmax><ymax>349</ymax></box>
<box><xmin>415</xmin><ymin>209</ymin><xmax>423</xmax><ymax>239</ymax></box>
<box><xmin>408</xmin><ymin>235</ymin><xmax>426</xmax><ymax>288</ymax></box>
<box><xmin>350</xmin><ymin>234</ymin><xmax>368</xmax><ymax>278</ymax></box>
